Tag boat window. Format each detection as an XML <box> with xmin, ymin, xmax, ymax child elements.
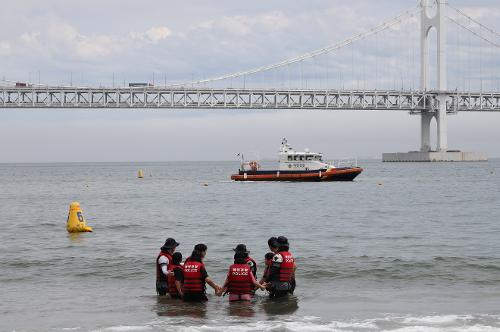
<box><xmin>299</xmin><ymin>155</ymin><xmax>304</xmax><ymax>161</ymax></box>
<box><xmin>306</xmin><ymin>155</ymin><xmax>313</xmax><ymax>161</ymax></box>
<box><xmin>294</xmin><ymin>155</ymin><xmax>298</xmax><ymax>161</ymax></box>
<box><xmin>288</xmin><ymin>155</ymin><xmax>293</xmax><ymax>161</ymax></box>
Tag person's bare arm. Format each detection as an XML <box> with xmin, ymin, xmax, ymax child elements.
<box><xmin>250</xmin><ymin>271</ymin><xmax>266</xmax><ymax>290</ymax></box>
<box><xmin>206</xmin><ymin>277</ymin><xmax>221</xmax><ymax>293</ymax></box>
<box><xmin>219</xmin><ymin>277</ymin><xmax>229</xmax><ymax>296</ymax></box>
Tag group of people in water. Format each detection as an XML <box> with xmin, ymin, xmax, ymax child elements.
<box><xmin>155</xmin><ymin>236</ymin><xmax>296</xmax><ymax>302</ymax></box>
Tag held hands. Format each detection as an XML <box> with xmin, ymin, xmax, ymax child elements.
<box><xmin>214</xmin><ymin>285</ymin><xmax>223</xmax><ymax>297</ymax></box>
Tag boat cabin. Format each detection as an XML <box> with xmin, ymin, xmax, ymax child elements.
<box><xmin>278</xmin><ymin>139</ymin><xmax>330</xmax><ymax>172</ymax></box>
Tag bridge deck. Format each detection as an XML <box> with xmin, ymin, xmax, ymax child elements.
<box><xmin>1</xmin><ymin>87</ymin><xmax>499</xmax><ymax>112</ymax></box>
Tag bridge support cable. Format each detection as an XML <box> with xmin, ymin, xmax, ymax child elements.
<box><xmin>447</xmin><ymin>15</ymin><xmax>500</xmax><ymax>92</ymax></box>
<box><xmin>447</xmin><ymin>3</ymin><xmax>500</xmax><ymax>93</ymax></box>
<box><xmin>161</xmin><ymin>6</ymin><xmax>421</xmax><ymax>89</ymax></box>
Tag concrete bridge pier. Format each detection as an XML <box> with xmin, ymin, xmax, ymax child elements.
<box><xmin>420</xmin><ymin>112</ymin><xmax>433</xmax><ymax>152</ymax></box>
<box><xmin>436</xmin><ymin>94</ymin><xmax>448</xmax><ymax>152</ymax></box>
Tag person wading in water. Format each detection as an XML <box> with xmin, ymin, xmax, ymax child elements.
<box><xmin>219</xmin><ymin>251</ymin><xmax>266</xmax><ymax>301</ymax></box>
<box><xmin>182</xmin><ymin>247</ymin><xmax>221</xmax><ymax>302</ymax></box>
<box><xmin>156</xmin><ymin>238</ymin><xmax>179</xmax><ymax>296</ymax></box>
<box><xmin>167</xmin><ymin>252</ymin><xmax>184</xmax><ymax>299</ymax></box>
<box><xmin>266</xmin><ymin>236</ymin><xmax>297</xmax><ymax>298</ymax></box>
<box><xmin>233</xmin><ymin>244</ymin><xmax>258</xmax><ymax>279</ymax></box>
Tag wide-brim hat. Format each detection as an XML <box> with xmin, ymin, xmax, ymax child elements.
<box><xmin>233</xmin><ymin>243</ymin><xmax>249</xmax><ymax>254</ymax></box>
<box><xmin>162</xmin><ymin>237</ymin><xmax>180</xmax><ymax>250</ymax></box>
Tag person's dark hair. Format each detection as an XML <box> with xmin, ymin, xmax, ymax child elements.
<box><xmin>278</xmin><ymin>245</ymin><xmax>289</xmax><ymax>252</ymax></box>
<box><xmin>265</xmin><ymin>252</ymin><xmax>275</xmax><ymax>260</ymax></box>
<box><xmin>172</xmin><ymin>252</ymin><xmax>182</xmax><ymax>265</ymax></box>
<box><xmin>194</xmin><ymin>243</ymin><xmax>208</xmax><ymax>252</ymax></box>
<box><xmin>238</xmin><ymin>251</ymin><xmax>249</xmax><ymax>259</ymax></box>
<box><xmin>277</xmin><ymin>236</ymin><xmax>290</xmax><ymax>252</ymax></box>
<box><xmin>267</xmin><ymin>237</ymin><xmax>278</xmax><ymax>248</ymax></box>
<box><xmin>190</xmin><ymin>250</ymin><xmax>203</xmax><ymax>262</ymax></box>
<box><xmin>234</xmin><ymin>251</ymin><xmax>247</xmax><ymax>264</ymax></box>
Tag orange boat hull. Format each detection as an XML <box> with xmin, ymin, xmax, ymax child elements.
<box><xmin>231</xmin><ymin>167</ymin><xmax>363</xmax><ymax>182</ymax></box>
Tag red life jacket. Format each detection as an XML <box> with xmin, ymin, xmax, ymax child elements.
<box><xmin>156</xmin><ymin>252</ymin><xmax>172</xmax><ymax>283</ymax></box>
<box><xmin>183</xmin><ymin>261</ymin><xmax>205</xmax><ymax>294</ymax></box>
<box><xmin>227</xmin><ymin>263</ymin><xmax>254</xmax><ymax>295</ymax></box>
<box><xmin>245</xmin><ymin>257</ymin><xmax>257</xmax><ymax>278</ymax></box>
<box><xmin>278</xmin><ymin>251</ymin><xmax>295</xmax><ymax>282</ymax></box>
<box><xmin>168</xmin><ymin>264</ymin><xmax>182</xmax><ymax>296</ymax></box>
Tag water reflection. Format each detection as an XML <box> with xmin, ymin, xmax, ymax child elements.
<box><xmin>154</xmin><ymin>296</ymin><xmax>207</xmax><ymax>319</ymax></box>
<box><xmin>67</xmin><ymin>233</ymin><xmax>86</xmax><ymax>243</ymax></box>
<box><xmin>260</xmin><ymin>295</ymin><xmax>299</xmax><ymax>316</ymax></box>
<box><xmin>153</xmin><ymin>295</ymin><xmax>298</xmax><ymax>319</ymax></box>
<box><xmin>226</xmin><ymin>300</ymin><xmax>256</xmax><ymax>318</ymax></box>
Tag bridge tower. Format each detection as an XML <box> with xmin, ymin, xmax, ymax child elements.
<box><xmin>420</xmin><ymin>0</ymin><xmax>447</xmax><ymax>152</ymax></box>
<box><xmin>382</xmin><ymin>0</ymin><xmax>487</xmax><ymax>161</ymax></box>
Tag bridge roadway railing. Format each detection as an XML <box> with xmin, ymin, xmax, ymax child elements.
<box><xmin>0</xmin><ymin>87</ymin><xmax>499</xmax><ymax>112</ymax></box>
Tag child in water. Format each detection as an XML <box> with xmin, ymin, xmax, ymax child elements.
<box><xmin>259</xmin><ymin>252</ymin><xmax>275</xmax><ymax>285</ymax></box>
<box><xmin>219</xmin><ymin>252</ymin><xmax>267</xmax><ymax>301</ymax></box>
<box><xmin>168</xmin><ymin>252</ymin><xmax>184</xmax><ymax>299</ymax></box>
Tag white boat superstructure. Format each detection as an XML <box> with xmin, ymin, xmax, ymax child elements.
<box><xmin>278</xmin><ymin>138</ymin><xmax>333</xmax><ymax>171</ymax></box>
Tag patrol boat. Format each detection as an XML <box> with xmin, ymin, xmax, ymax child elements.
<box><xmin>231</xmin><ymin>139</ymin><xmax>363</xmax><ymax>182</ymax></box>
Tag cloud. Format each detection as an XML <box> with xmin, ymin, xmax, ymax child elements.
<box><xmin>11</xmin><ymin>23</ymin><xmax>174</xmax><ymax>61</ymax></box>
<box><xmin>459</xmin><ymin>7</ymin><xmax>500</xmax><ymax>20</ymax></box>
<box><xmin>129</xmin><ymin>26</ymin><xmax>172</xmax><ymax>44</ymax></box>
<box><xmin>0</xmin><ymin>40</ymin><xmax>11</xmax><ymax>55</ymax></box>
<box><xmin>42</xmin><ymin>22</ymin><xmax>122</xmax><ymax>59</ymax></box>
<box><xmin>198</xmin><ymin>11</ymin><xmax>289</xmax><ymax>36</ymax></box>
<box><xmin>21</xmin><ymin>32</ymin><xmax>40</xmax><ymax>44</ymax></box>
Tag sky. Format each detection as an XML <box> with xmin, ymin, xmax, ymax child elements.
<box><xmin>0</xmin><ymin>0</ymin><xmax>499</xmax><ymax>162</ymax></box>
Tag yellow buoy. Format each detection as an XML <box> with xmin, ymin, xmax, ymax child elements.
<box><xmin>138</xmin><ymin>169</ymin><xmax>144</xmax><ymax>178</ymax></box>
<box><xmin>66</xmin><ymin>202</ymin><xmax>93</xmax><ymax>233</ymax></box>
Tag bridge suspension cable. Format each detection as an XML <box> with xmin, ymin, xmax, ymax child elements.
<box><xmin>446</xmin><ymin>16</ymin><xmax>500</xmax><ymax>48</ymax></box>
<box><xmin>447</xmin><ymin>3</ymin><xmax>500</xmax><ymax>39</ymax></box>
<box><xmin>165</xmin><ymin>5</ymin><xmax>421</xmax><ymax>88</ymax></box>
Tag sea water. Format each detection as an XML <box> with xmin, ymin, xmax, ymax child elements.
<box><xmin>1</xmin><ymin>160</ymin><xmax>500</xmax><ymax>331</ymax></box>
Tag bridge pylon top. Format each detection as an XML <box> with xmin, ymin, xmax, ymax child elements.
<box><xmin>420</xmin><ymin>0</ymin><xmax>447</xmax><ymax>92</ymax></box>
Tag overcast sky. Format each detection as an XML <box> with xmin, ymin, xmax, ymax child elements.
<box><xmin>0</xmin><ymin>0</ymin><xmax>499</xmax><ymax>162</ymax></box>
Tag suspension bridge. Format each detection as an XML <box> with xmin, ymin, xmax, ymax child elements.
<box><xmin>1</xmin><ymin>0</ymin><xmax>499</xmax><ymax>161</ymax></box>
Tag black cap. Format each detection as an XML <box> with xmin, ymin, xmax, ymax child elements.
<box><xmin>161</xmin><ymin>237</ymin><xmax>180</xmax><ymax>250</ymax></box>
<box><xmin>276</xmin><ymin>236</ymin><xmax>289</xmax><ymax>247</ymax></box>
<box><xmin>233</xmin><ymin>244</ymin><xmax>249</xmax><ymax>254</ymax></box>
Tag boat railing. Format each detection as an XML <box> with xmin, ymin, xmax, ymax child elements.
<box><xmin>332</xmin><ymin>157</ymin><xmax>358</xmax><ymax>168</ymax></box>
